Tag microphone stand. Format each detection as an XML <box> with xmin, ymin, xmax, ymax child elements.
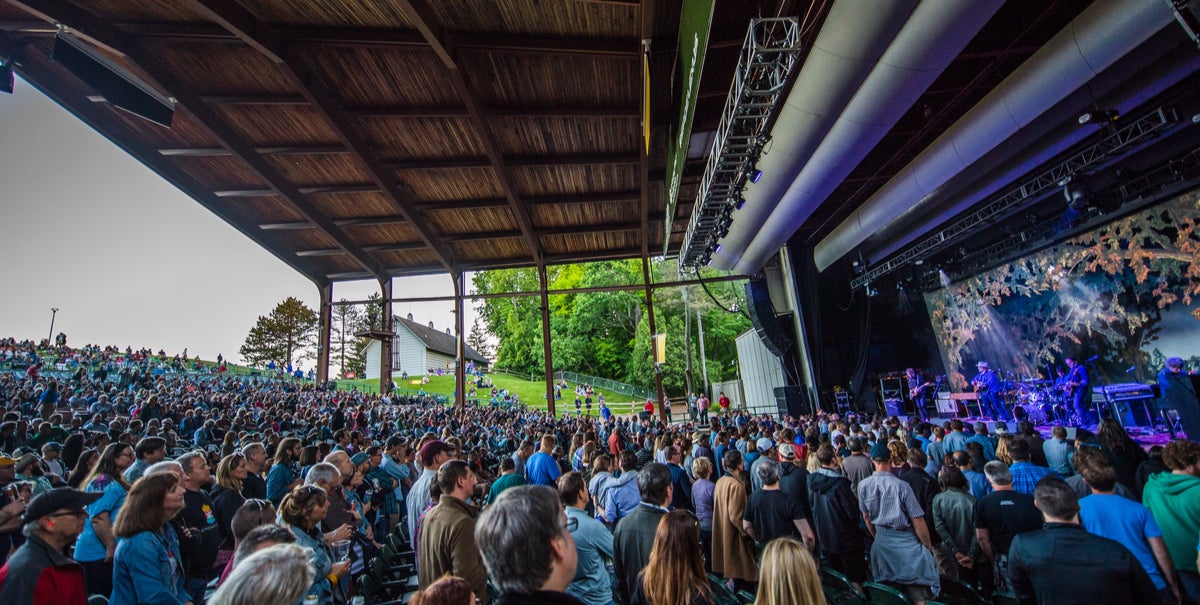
<box><xmin>1086</xmin><ymin>357</ymin><xmax>1116</xmax><ymax>428</ymax></box>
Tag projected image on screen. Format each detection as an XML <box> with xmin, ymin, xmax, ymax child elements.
<box><xmin>924</xmin><ymin>191</ymin><xmax>1200</xmax><ymax>390</ymax></box>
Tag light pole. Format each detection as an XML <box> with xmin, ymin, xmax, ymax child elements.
<box><xmin>48</xmin><ymin>307</ymin><xmax>59</xmax><ymax>345</ymax></box>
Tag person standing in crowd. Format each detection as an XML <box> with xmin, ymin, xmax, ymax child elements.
<box><xmin>975</xmin><ymin>461</ymin><xmax>1042</xmax><ymax>596</ymax></box>
<box><xmin>752</xmin><ymin>537</ymin><xmax>825</xmax><ymax>605</ymax></box>
<box><xmin>665</xmin><ymin>446</ymin><xmax>693</xmax><ymax>512</ymax></box>
<box><xmin>278</xmin><ymin>485</ymin><xmax>349</xmax><ymax>605</ymax></box>
<box><xmin>408</xmin><ymin>439</ymin><xmax>453</xmax><ymax>548</ymax></box>
<box><xmin>603</xmin><ymin>451</ymin><xmax>641</xmax><ymax>525</ymax></box>
<box><xmin>858</xmin><ymin>440</ymin><xmax>940</xmax><ymax>604</ymax></box>
<box><xmin>208</xmin><ymin>543</ymin><xmax>312</xmax><ymax>605</ymax></box>
<box><xmin>265</xmin><ymin>438</ymin><xmax>301</xmax><ymax>506</ymax></box>
<box><xmin>475</xmin><ymin>485</ymin><xmax>582</xmax><ymax>605</ymax></box>
<box><xmin>125</xmin><ymin>437</ymin><xmax>166</xmax><ymax>483</ymax></box>
<box><xmin>690</xmin><ymin>457</ymin><xmax>716</xmax><ymax>571</ymax></box>
<box><xmin>1141</xmin><ymin>440</ymin><xmax>1200</xmax><ymax>600</ymax></box>
<box><xmin>526</xmin><ymin>435</ymin><xmax>562</xmax><ymax>487</ymax></box>
<box><xmin>1009</xmin><ymin>477</ymin><xmax>1158</xmax><ymax>605</ymax></box>
<box><xmin>841</xmin><ymin>437</ymin><xmax>873</xmax><ymax>493</ymax></box>
<box><xmin>1006</xmin><ymin>440</ymin><xmax>1055</xmax><ymax>495</ymax></box>
<box><xmin>558</xmin><ymin>472</ymin><xmax>614</xmax><ymax>605</ymax></box>
<box><xmin>711</xmin><ymin>450</ymin><xmax>757</xmax><ymax>592</ymax></box>
<box><xmin>238</xmin><ymin>443</ymin><xmax>268</xmax><ymax>501</ymax></box>
<box><xmin>1042</xmin><ymin>426</ymin><xmax>1074</xmax><ymax>476</ymax></box>
<box><xmin>630</xmin><ymin>510</ymin><xmax>713</xmax><ymax>605</ymax></box>
<box><xmin>76</xmin><ymin>442</ymin><xmax>134</xmax><ymax>597</ymax></box>
<box><xmin>175</xmin><ymin>451</ymin><xmax>221</xmax><ymax>605</ymax></box>
<box><xmin>807</xmin><ymin>443</ymin><xmax>865</xmax><ymax>591</ymax></box>
<box><xmin>1158</xmin><ymin>357</ymin><xmax>1199</xmax><ymax>441</ymax></box>
<box><xmin>0</xmin><ymin>487</ymin><xmax>100</xmax><ymax>605</ymax></box>
<box><xmin>1077</xmin><ymin>448</ymin><xmax>1182</xmax><ymax>604</ymax></box>
<box><xmin>486</xmin><ymin>457</ymin><xmax>526</xmax><ymax>505</ymax></box>
<box><xmin>418</xmin><ymin>460</ymin><xmax>489</xmax><ymax>605</ymax></box>
<box><xmin>613</xmin><ymin>463</ymin><xmax>672</xmax><ymax>605</ymax></box>
<box><xmin>742</xmin><ymin>460</ymin><xmax>813</xmax><ymax>549</ymax></box>
<box><xmin>110</xmin><ymin>472</ymin><xmax>190</xmax><ymax>605</ymax></box>
<box><xmin>931</xmin><ymin>467</ymin><xmax>982</xmax><ymax>582</ymax></box>
<box><xmin>211</xmin><ymin>454</ymin><xmax>248</xmax><ymax>571</ymax></box>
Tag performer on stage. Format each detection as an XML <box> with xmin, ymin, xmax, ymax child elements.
<box><xmin>905</xmin><ymin>367</ymin><xmax>931</xmax><ymax>422</ymax></box>
<box><xmin>1064</xmin><ymin>356</ymin><xmax>1094</xmax><ymax>425</ymax></box>
<box><xmin>1158</xmin><ymin>357</ymin><xmax>1199</xmax><ymax>442</ymax></box>
<box><xmin>972</xmin><ymin>361</ymin><xmax>1009</xmax><ymax>421</ymax></box>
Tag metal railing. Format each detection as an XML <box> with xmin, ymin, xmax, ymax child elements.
<box><xmin>554</xmin><ymin>370</ymin><xmax>653</xmax><ymax>401</ymax></box>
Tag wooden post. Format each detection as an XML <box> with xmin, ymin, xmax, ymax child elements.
<box><xmin>539</xmin><ymin>264</ymin><xmax>555</xmax><ymax>417</ymax></box>
<box><xmin>642</xmin><ymin>256</ymin><xmax>667</xmax><ymax>422</ymax></box>
<box><xmin>379</xmin><ymin>278</ymin><xmax>393</xmax><ymax>394</ymax></box>
<box><xmin>453</xmin><ymin>271</ymin><xmax>466</xmax><ymax>409</ymax></box>
<box><xmin>316</xmin><ymin>281</ymin><xmax>332</xmax><ymax>384</ymax></box>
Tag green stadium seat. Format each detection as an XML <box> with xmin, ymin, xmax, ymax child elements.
<box><xmin>863</xmin><ymin>582</ymin><xmax>913</xmax><ymax>605</ymax></box>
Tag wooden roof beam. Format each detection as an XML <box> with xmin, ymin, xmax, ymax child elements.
<box><xmin>162</xmin><ymin>145</ymin><xmax>348</xmax><ymax>156</ymax></box>
<box><xmin>345</xmin><ymin>105</ymin><xmax>638</xmax><ymax>119</ymax></box>
<box><xmin>334</xmin><ymin>216</ymin><xmax>408</xmax><ymax>227</ymax></box>
<box><xmin>385</xmin><ymin>154</ymin><xmax>638</xmax><ymax>171</ymax></box>
<box><xmin>188</xmin><ymin>0</ymin><xmax>459</xmax><ymax>272</ymax></box>
<box><xmin>396</xmin><ymin>0</ymin><xmax>543</xmax><ymax>266</ymax></box>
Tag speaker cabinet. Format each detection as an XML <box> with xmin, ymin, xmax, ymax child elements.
<box><xmin>745</xmin><ymin>278</ymin><xmax>792</xmax><ymax>358</ymax></box>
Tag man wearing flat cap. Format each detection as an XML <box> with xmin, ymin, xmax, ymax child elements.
<box><xmin>858</xmin><ymin>439</ymin><xmax>940</xmax><ymax>604</ymax></box>
<box><xmin>406</xmin><ymin>440</ymin><xmax>454</xmax><ymax>549</ymax></box>
<box><xmin>972</xmin><ymin>361</ymin><xmax>1008</xmax><ymax>421</ymax></box>
<box><xmin>0</xmin><ymin>487</ymin><xmax>101</xmax><ymax>605</ymax></box>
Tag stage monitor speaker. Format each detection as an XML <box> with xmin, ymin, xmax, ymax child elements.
<box><xmin>884</xmin><ymin>398</ymin><xmax>904</xmax><ymax>416</ymax></box>
<box><xmin>773</xmin><ymin>386</ymin><xmax>808</xmax><ymax>418</ymax></box>
<box><xmin>745</xmin><ymin>278</ymin><xmax>792</xmax><ymax>357</ymax></box>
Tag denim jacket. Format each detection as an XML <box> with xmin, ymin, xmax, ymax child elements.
<box><xmin>110</xmin><ymin>526</ymin><xmax>187</xmax><ymax>605</ymax></box>
<box><xmin>286</xmin><ymin>522</ymin><xmax>336</xmax><ymax>605</ymax></box>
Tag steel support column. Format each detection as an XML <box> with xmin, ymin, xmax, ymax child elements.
<box><xmin>538</xmin><ymin>265</ymin><xmax>555</xmax><ymax>417</ymax></box>
<box><xmin>781</xmin><ymin>245</ymin><xmax>818</xmax><ymax>414</ymax></box>
<box><xmin>453</xmin><ymin>272</ymin><xmax>466</xmax><ymax>409</ymax></box>
<box><xmin>379</xmin><ymin>279</ymin><xmax>393</xmax><ymax>394</ymax></box>
<box><xmin>316</xmin><ymin>281</ymin><xmax>332</xmax><ymax>384</ymax></box>
<box><xmin>642</xmin><ymin>257</ymin><xmax>666</xmax><ymax>422</ymax></box>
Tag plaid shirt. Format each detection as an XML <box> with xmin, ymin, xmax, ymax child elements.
<box><xmin>1009</xmin><ymin>461</ymin><xmax>1057</xmax><ymax>495</ymax></box>
<box><xmin>366</xmin><ymin>466</ymin><xmax>400</xmax><ymax>515</ymax></box>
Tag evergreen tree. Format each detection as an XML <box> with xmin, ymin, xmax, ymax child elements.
<box><xmin>239</xmin><ymin>297</ymin><xmax>319</xmax><ymax>369</ymax></box>
<box><xmin>331</xmin><ymin>300</ymin><xmax>365</xmax><ymax>378</ymax></box>
<box><xmin>467</xmin><ymin>315</ymin><xmax>495</xmax><ymax>361</ymax></box>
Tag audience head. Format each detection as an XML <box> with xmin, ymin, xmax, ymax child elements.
<box><xmin>637</xmin><ymin>463</ymin><xmax>672</xmax><ymax>506</ymax></box>
<box><xmin>722</xmin><ymin>449</ymin><xmax>743</xmax><ymax>473</ymax></box>
<box><xmin>754</xmin><ymin>537</ymin><xmax>823</xmax><ymax>605</ymax></box>
<box><xmin>210</xmin><ymin>543</ymin><xmax>312</xmax><ymax>605</ymax></box>
<box><xmin>983</xmin><ymin>461</ymin><xmax>1013</xmax><ymax>487</ymax></box>
<box><xmin>1163</xmin><ymin>440</ymin><xmax>1200</xmax><ymax>475</ymax></box>
<box><xmin>691</xmin><ymin>457</ymin><xmax>711</xmax><ymax>481</ymax></box>
<box><xmin>230</xmin><ymin>499</ymin><xmax>277</xmax><ymax>545</ymax></box>
<box><xmin>556</xmin><ymin>471</ymin><xmax>587</xmax><ymax>508</ymax></box>
<box><xmin>1007</xmin><ymin>438</ymin><xmax>1031</xmax><ymax>462</ymax></box>
<box><xmin>476</xmin><ymin>485</ymin><xmax>577</xmax><ymax>595</ymax></box>
<box><xmin>278</xmin><ymin>484</ymin><xmax>328</xmax><ymax>529</ymax></box>
<box><xmin>641</xmin><ymin>510</ymin><xmax>710</xmax><ymax>605</ymax></box>
<box><xmin>436</xmin><ymin>460</ymin><xmax>475</xmax><ymax>500</ymax></box>
<box><xmin>113</xmin><ymin>472</ymin><xmax>184</xmax><ymax>537</ymax></box>
<box><xmin>1033</xmin><ymin>476</ymin><xmax>1079</xmax><ymax>522</ymax></box>
<box><xmin>937</xmin><ymin>466</ymin><xmax>969</xmax><ymax>492</ymax></box>
<box><xmin>755</xmin><ymin>460</ymin><xmax>780</xmax><ymax>486</ymax></box>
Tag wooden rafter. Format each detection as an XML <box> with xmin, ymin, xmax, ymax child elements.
<box><xmin>187</xmin><ymin>0</ymin><xmax>459</xmax><ymax>272</ymax></box>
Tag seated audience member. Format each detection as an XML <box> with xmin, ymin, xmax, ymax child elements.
<box><xmin>1008</xmin><ymin>476</ymin><xmax>1158</xmax><ymax>605</ymax></box>
<box><xmin>475</xmin><ymin>485</ymin><xmax>582</xmax><ymax>605</ymax></box>
<box><xmin>208</xmin><ymin>543</ymin><xmax>312</xmax><ymax>605</ymax></box>
<box><xmin>752</xmin><ymin>536</ymin><xmax>825</xmax><ymax>605</ymax></box>
<box><xmin>411</xmin><ymin>576</ymin><xmax>477</xmax><ymax>605</ymax></box>
<box><xmin>278</xmin><ymin>485</ymin><xmax>349</xmax><ymax>605</ymax></box>
<box><xmin>218</xmin><ymin>520</ymin><xmax>292</xmax><ymax>586</ymax></box>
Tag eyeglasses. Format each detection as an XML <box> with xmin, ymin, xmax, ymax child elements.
<box><xmin>243</xmin><ymin>499</ymin><xmax>271</xmax><ymax>513</ymax></box>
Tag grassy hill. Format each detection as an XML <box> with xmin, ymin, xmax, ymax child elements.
<box><xmin>336</xmin><ymin>372</ymin><xmax>649</xmax><ymax>415</ymax></box>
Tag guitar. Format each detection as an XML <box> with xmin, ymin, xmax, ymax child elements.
<box><xmin>909</xmin><ymin>382</ymin><xmax>933</xmax><ymax>399</ymax></box>
<box><xmin>1062</xmin><ymin>380</ymin><xmax>1081</xmax><ymax>396</ymax></box>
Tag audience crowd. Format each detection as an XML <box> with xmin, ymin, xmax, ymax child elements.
<box><xmin>0</xmin><ymin>337</ymin><xmax>1199</xmax><ymax>605</ymax></box>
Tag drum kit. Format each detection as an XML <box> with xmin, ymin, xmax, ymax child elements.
<box><xmin>1008</xmin><ymin>378</ymin><xmax>1070</xmax><ymax>425</ymax></box>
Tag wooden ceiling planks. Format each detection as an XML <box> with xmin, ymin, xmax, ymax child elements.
<box><xmin>233</xmin><ymin>0</ymin><xmax>414</xmax><ymax>28</ymax></box>
<box><xmin>429</xmin><ymin>0</ymin><xmax>637</xmax><ymax>37</ymax></box>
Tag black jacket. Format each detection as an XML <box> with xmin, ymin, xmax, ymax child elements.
<box><xmin>899</xmin><ymin>467</ymin><xmax>941</xmax><ymax>544</ymax></box>
<box><xmin>806</xmin><ymin>471</ymin><xmax>863</xmax><ymax>554</ymax></box>
<box><xmin>777</xmin><ymin>462</ymin><xmax>812</xmax><ymax>520</ymax></box>
<box><xmin>1008</xmin><ymin>523</ymin><xmax>1158</xmax><ymax>605</ymax></box>
<box><xmin>613</xmin><ymin>504</ymin><xmax>667</xmax><ymax>605</ymax></box>
<box><xmin>495</xmin><ymin>591</ymin><xmax>585</xmax><ymax>605</ymax></box>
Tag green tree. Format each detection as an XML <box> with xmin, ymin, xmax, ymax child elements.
<box><xmin>467</xmin><ymin>315</ymin><xmax>495</xmax><ymax>361</ymax></box>
<box><xmin>331</xmin><ymin>300</ymin><xmax>365</xmax><ymax>378</ymax></box>
<box><xmin>239</xmin><ymin>297</ymin><xmax>319</xmax><ymax>369</ymax></box>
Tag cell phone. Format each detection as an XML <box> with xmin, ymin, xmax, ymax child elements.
<box><xmin>3</xmin><ymin>485</ymin><xmax>18</xmax><ymax>500</ymax></box>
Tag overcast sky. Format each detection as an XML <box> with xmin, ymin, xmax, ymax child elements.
<box><xmin>0</xmin><ymin>77</ymin><xmax>476</xmax><ymax>368</ymax></box>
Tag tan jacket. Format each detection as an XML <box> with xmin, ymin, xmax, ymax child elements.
<box><xmin>417</xmin><ymin>495</ymin><xmax>489</xmax><ymax>604</ymax></box>
<box><xmin>712</xmin><ymin>473</ymin><xmax>757</xmax><ymax>581</ymax></box>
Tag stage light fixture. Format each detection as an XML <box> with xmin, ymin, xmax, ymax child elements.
<box><xmin>1077</xmin><ymin>109</ymin><xmax>1119</xmax><ymax>125</ymax></box>
<box><xmin>734</xmin><ymin>193</ymin><xmax>746</xmax><ymax>210</ymax></box>
<box><xmin>0</xmin><ymin>59</ymin><xmax>13</xmax><ymax>95</ymax></box>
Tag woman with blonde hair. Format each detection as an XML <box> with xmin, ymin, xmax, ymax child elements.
<box><xmin>994</xmin><ymin>434</ymin><xmax>1014</xmax><ymax>466</ymax></box>
<box><xmin>278</xmin><ymin>484</ymin><xmax>350</xmax><ymax>605</ymax></box>
<box><xmin>631</xmin><ymin>510</ymin><xmax>713</xmax><ymax>605</ymax></box>
<box><xmin>212</xmin><ymin>452</ymin><xmax>250</xmax><ymax>570</ymax></box>
<box><xmin>754</xmin><ymin>537</ymin><xmax>826</xmax><ymax>605</ymax></box>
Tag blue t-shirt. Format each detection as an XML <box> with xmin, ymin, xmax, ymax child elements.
<box><xmin>76</xmin><ymin>475</ymin><xmax>127</xmax><ymax>562</ymax></box>
<box><xmin>525</xmin><ymin>451</ymin><xmax>561</xmax><ymax>487</ymax></box>
<box><xmin>1079</xmin><ymin>493</ymin><xmax>1166</xmax><ymax>590</ymax></box>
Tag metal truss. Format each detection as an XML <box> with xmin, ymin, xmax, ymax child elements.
<box><xmin>680</xmin><ymin>17</ymin><xmax>802</xmax><ymax>268</ymax></box>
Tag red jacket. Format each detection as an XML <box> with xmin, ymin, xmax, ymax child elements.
<box><xmin>0</xmin><ymin>535</ymin><xmax>87</xmax><ymax>605</ymax></box>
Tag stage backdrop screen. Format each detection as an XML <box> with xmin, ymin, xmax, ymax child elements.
<box><xmin>924</xmin><ymin>191</ymin><xmax>1200</xmax><ymax>391</ymax></box>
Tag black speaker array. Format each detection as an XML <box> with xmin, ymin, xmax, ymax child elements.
<box><xmin>744</xmin><ymin>278</ymin><xmax>792</xmax><ymax>358</ymax></box>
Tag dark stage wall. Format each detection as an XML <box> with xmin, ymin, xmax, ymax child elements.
<box><xmin>924</xmin><ymin>191</ymin><xmax>1200</xmax><ymax>391</ymax></box>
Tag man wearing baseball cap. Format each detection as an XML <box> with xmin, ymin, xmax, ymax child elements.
<box><xmin>0</xmin><ymin>487</ymin><xmax>101</xmax><ymax>605</ymax></box>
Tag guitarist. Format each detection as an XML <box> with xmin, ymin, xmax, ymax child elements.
<box><xmin>905</xmin><ymin>368</ymin><xmax>932</xmax><ymax>422</ymax></box>
<box><xmin>971</xmin><ymin>361</ymin><xmax>1009</xmax><ymax>421</ymax></box>
<box><xmin>1064</xmin><ymin>356</ymin><xmax>1094</xmax><ymax>425</ymax></box>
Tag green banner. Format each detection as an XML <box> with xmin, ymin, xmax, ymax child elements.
<box><xmin>663</xmin><ymin>0</ymin><xmax>716</xmax><ymax>256</ymax></box>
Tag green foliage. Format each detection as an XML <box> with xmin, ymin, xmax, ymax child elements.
<box><xmin>239</xmin><ymin>297</ymin><xmax>319</xmax><ymax>370</ymax></box>
<box><xmin>331</xmin><ymin>299</ymin><xmax>365</xmax><ymax>378</ymax></box>
<box><xmin>472</xmin><ymin>259</ymin><xmax>751</xmax><ymax>397</ymax></box>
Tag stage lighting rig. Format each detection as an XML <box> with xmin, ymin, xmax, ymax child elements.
<box><xmin>1078</xmin><ymin>109</ymin><xmax>1119</xmax><ymax>125</ymax></box>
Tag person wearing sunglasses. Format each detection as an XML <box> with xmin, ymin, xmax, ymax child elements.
<box><xmin>0</xmin><ymin>486</ymin><xmax>100</xmax><ymax>605</ymax></box>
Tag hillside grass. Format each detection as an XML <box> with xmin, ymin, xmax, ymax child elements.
<box><xmin>336</xmin><ymin>372</ymin><xmax>650</xmax><ymax>415</ymax></box>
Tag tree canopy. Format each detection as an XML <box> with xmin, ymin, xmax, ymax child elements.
<box><xmin>239</xmin><ymin>297</ymin><xmax>319</xmax><ymax>369</ymax></box>
<box><xmin>472</xmin><ymin>259</ymin><xmax>750</xmax><ymax>396</ymax></box>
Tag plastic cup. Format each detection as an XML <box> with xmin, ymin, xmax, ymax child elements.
<box><xmin>332</xmin><ymin>539</ymin><xmax>351</xmax><ymax>562</ymax></box>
